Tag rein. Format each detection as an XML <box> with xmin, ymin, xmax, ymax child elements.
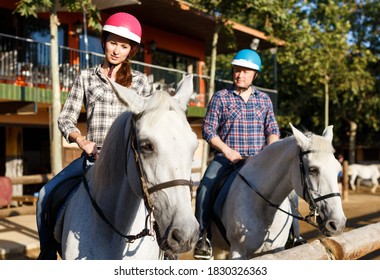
<box><xmin>238</xmin><ymin>149</ymin><xmax>341</xmax><ymax>228</ymax></box>
<box><xmin>82</xmin><ymin>174</ymin><xmax>153</xmax><ymax>243</ymax></box>
<box><xmin>82</xmin><ymin>119</ymin><xmax>193</xmax><ymax>243</ymax></box>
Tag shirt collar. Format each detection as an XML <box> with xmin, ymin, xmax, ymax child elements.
<box><xmin>231</xmin><ymin>84</ymin><xmax>258</xmax><ymax>96</ymax></box>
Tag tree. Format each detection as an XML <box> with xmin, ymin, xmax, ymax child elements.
<box><xmin>14</xmin><ymin>0</ymin><xmax>101</xmax><ymax>175</ymax></box>
<box><xmin>188</xmin><ymin>1</ymin><xmax>272</xmax><ymax>100</ymax></box>
<box><xmin>216</xmin><ymin>0</ymin><xmax>379</xmax><ymax>161</ymax></box>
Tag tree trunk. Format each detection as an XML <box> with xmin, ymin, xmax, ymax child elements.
<box><xmin>324</xmin><ymin>79</ymin><xmax>329</xmax><ymax>128</ymax></box>
<box><xmin>50</xmin><ymin>9</ymin><xmax>63</xmax><ymax>175</ymax></box>
<box><xmin>208</xmin><ymin>28</ymin><xmax>219</xmax><ymax>102</ymax></box>
<box><xmin>348</xmin><ymin>121</ymin><xmax>357</xmax><ymax>164</ymax></box>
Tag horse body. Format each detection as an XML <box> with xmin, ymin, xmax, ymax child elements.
<box><xmin>212</xmin><ymin>125</ymin><xmax>346</xmax><ymax>260</ymax></box>
<box><xmin>60</xmin><ymin>75</ymin><xmax>199</xmax><ymax>259</ymax></box>
<box><xmin>348</xmin><ymin>164</ymin><xmax>379</xmax><ymax>193</ymax></box>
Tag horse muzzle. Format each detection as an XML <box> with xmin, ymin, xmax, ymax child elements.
<box><xmin>318</xmin><ymin>214</ymin><xmax>347</xmax><ymax>237</ymax></box>
<box><xmin>157</xmin><ymin>224</ymin><xmax>199</xmax><ymax>254</ymax></box>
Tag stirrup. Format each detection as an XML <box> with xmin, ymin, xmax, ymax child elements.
<box><xmin>193</xmin><ymin>237</ymin><xmax>213</xmax><ymax>260</ymax></box>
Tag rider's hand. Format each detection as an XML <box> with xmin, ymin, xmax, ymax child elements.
<box><xmin>223</xmin><ymin>147</ymin><xmax>242</xmax><ymax>163</ymax></box>
<box><xmin>76</xmin><ymin>138</ymin><xmax>98</xmax><ymax>159</ymax></box>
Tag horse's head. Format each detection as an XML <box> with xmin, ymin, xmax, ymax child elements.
<box><xmin>290</xmin><ymin>123</ymin><xmax>346</xmax><ymax>237</ymax></box>
<box><xmin>110</xmin><ymin>75</ymin><xmax>199</xmax><ymax>254</ymax></box>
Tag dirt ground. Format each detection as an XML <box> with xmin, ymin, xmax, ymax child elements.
<box><xmin>4</xmin><ymin>185</ymin><xmax>380</xmax><ymax>260</ymax></box>
<box><xmin>180</xmin><ymin>185</ymin><xmax>380</xmax><ymax>260</ymax></box>
<box><xmin>297</xmin><ymin>186</ymin><xmax>380</xmax><ymax>260</ymax></box>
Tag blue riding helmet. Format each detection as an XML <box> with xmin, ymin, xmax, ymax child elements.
<box><xmin>231</xmin><ymin>49</ymin><xmax>262</xmax><ymax>72</ymax></box>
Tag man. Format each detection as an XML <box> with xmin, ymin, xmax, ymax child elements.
<box><xmin>194</xmin><ymin>49</ymin><xmax>280</xmax><ymax>259</ymax></box>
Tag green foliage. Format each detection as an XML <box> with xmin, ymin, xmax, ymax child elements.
<box><xmin>14</xmin><ymin>0</ymin><xmax>101</xmax><ymax>32</ymax></box>
<box><xmin>194</xmin><ymin>0</ymin><xmax>379</xmax><ymax>149</ymax></box>
<box><xmin>266</xmin><ymin>0</ymin><xmax>378</xmax><ymax>149</ymax></box>
<box><xmin>14</xmin><ymin>0</ymin><xmax>52</xmax><ymax>17</ymax></box>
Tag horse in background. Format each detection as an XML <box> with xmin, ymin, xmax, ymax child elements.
<box><xmin>58</xmin><ymin>75</ymin><xmax>199</xmax><ymax>259</ymax></box>
<box><xmin>211</xmin><ymin>124</ymin><xmax>346</xmax><ymax>260</ymax></box>
<box><xmin>348</xmin><ymin>164</ymin><xmax>380</xmax><ymax>193</ymax></box>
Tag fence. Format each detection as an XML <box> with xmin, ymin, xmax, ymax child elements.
<box><xmin>252</xmin><ymin>222</ymin><xmax>380</xmax><ymax>260</ymax></box>
<box><xmin>0</xmin><ymin>32</ymin><xmax>278</xmax><ymax>109</ymax></box>
<box><xmin>0</xmin><ymin>32</ymin><xmax>237</xmax><ymax>107</ymax></box>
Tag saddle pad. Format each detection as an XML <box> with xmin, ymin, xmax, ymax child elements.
<box><xmin>213</xmin><ymin>170</ymin><xmax>238</xmax><ymax>220</ymax></box>
<box><xmin>44</xmin><ymin>175</ymin><xmax>82</xmax><ymax>244</ymax></box>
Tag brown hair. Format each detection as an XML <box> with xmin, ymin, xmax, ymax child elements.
<box><xmin>102</xmin><ymin>31</ymin><xmax>139</xmax><ymax>87</ymax></box>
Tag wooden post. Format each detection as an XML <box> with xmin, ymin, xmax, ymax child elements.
<box><xmin>5</xmin><ymin>127</ymin><xmax>23</xmax><ymax>197</ymax></box>
<box><xmin>342</xmin><ymin>160</ymin><xmax>349</xmax><ymax>201</ymax></box>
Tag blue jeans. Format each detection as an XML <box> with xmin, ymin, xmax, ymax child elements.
<box><xmin>36</xmin><ymin>156</ymin><xmax>86</xmax><ymax>258</ymax></box>
<box><xmin>195</xmin><ymin>156</ymin><xmax>233</xmax><ymax>235</ymax></box>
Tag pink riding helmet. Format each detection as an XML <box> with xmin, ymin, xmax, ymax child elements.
<box><xmin>102</xmin><ymin>12</ymin><xmax>142</xmax><ymax>44</ymax></box>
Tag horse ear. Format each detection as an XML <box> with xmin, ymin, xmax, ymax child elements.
<box><xmin>322</xmin><ymin>125</ymin><xmax>334</xmax><ymax>143</ymax></box>
<box><xmin>108</xmin><ymin>79</ymin><xmax>148</xmax><ymax>115</ymax></box>
<box><xmin>290</xmin><ymin>123</ymin><xmax>311</xmax><ymax>149</ymax></box>
<box><xmin>173</xmin><ymin>74</ymin><xmax>194</xmax><ymax>111</ymax></box>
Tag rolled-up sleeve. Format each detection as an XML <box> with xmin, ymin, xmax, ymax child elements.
<box><xmin>202</xmin><ymin>94</ymin><xmax>221</xmax><ymax>143</ymax></box>
<box><xmin>57</xmin><ymin>74</ymin><xmax>84</xmax><ymax>143</ymax></box>
<box><xmin>263</xmin><ymin>95</ymin><xmax>280</xmax><ymax>137</ymax></box>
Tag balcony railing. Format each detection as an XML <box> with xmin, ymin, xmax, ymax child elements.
<box><xmin>0</xmin><ymin>33</ymin><xmax>222</xmax><ymax>108</ymax></box>
<box><xmin>0</xmin><ymin>32</ymin><xmax>277</xmax><ymax>114</ymax></box>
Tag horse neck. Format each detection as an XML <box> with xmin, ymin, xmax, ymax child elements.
<box><xmin>90</xmin><ymin>158</ymin><xmax>145</xmax><ymax>233</ymax></box>
<box><xmin>247</xmin><ymin>137</ymin><xmax>300</xmax><ymax>204</ymax></box>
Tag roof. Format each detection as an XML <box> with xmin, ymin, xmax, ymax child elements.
<box><xmin>101</xmin><ymin>0</ymin><xmax>282</xmax><ymax>55</ymax></box>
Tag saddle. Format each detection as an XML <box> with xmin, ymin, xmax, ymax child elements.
<box><xmin>41</xmin><ymin>175</ymin><xmax>82</xmax><ymax>258</ymax></box>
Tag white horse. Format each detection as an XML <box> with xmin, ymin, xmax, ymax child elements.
<box><xmin>59</xmin><ymin>75</ymin><xmax>199</xmax><ymax>259</ymax></box>
<box><xmin>211</xmin><ymin>124</ymin><xmax>347</xmax><ymax>260</ymax></box>
<box><xmin>349</xmin><ymin>164</ymin><xmax>380</xmax><ymax>193</ymax></box>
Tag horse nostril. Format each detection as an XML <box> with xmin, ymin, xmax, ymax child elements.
<box><xmin>328</xmin><ymin>221</ymin><xmax>337</xmax><ymax>231</ymax></box>
<box><xmin>171</xmin><ymin>228</ymin><xmax>182</xmax><ymax>244</ymax></box>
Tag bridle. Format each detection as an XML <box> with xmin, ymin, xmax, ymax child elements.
<box><xmin>238</xmin><ymin>149</ymin><xmax>341</xmax><ymax>227</ymax></box>
<box><xmin>298</xmin><ymin>150</ymin><xmax>341</xmax><ymax>226</ymax></box>
<box><xmin>83</xmin><ymin>119</ymin><xmax>193</xmax><ymax>243</ymax></box>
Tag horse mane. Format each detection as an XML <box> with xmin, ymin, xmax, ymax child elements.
<box><xmin>93</xmin><ymin>111</ymin><xmax>133</xmax><ymax>188</ymax></box>
<box><xmin>264</xmin><ymin>128</ymin><xmax>335</xmax><ymax>160</ymax></box>
<box><xmin>309</xmin><ymin>133</ymin><xmax>335</xmax><ymax>155</ymax></box>
<box><xmin>139</xmin><ymin>90</ymin><xmax>187</xmax><ymax>127</ymax></box>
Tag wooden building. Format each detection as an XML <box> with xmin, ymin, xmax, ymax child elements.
<box><xmin>0</xmin><ymin>0</ymin><xmax>277</xmax><ymax>198</ymax></box>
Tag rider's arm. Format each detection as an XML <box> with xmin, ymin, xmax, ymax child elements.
<box><xmin>267</xmin><ymin>134</ymin><xmax>280</xmax><ymax>145</ymax></box>
<box><xmin>209</xmin><ymin>136</ymin><xmax>242</xmax><ymax>163</ymax></box>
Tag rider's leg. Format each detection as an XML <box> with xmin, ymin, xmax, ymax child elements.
<box><xmin>194</xmin><ymin>156</ymin><xmax>231</xmax><ymax>259</ymax></box>
<box><xmin>288</xmin><ymin>191</ymin><xmax>306</xmax><ymax>247</ymax></box>
<box><xmin>36</xmin><ymin>156</ymin><xmax>84</xmax><ymax>259</ymax></box>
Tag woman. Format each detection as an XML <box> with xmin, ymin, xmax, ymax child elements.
<box><xmin>37</xmin><ymin>12</ymin><xmax>151</xmax><ymax>259</ymax></box>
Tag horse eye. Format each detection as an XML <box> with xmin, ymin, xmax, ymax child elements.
<box><xmin>309</xmin><ymin>167</ymin><xmax>319</xmax><ymax>176</ymax></box>
<box><xmin>140</xmin><ymin>140</ymin><xmax>154</xmax><ymax>153</ymax></box>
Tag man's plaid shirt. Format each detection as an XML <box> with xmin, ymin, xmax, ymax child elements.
<box><xmin>202</xmin><ymin>85</ymin><xmax>280</xmax><ymax>157</ymax></box>
<box><xmin>58</xmin><ymin>65</ymin><xmax>151</xmax><ymax>148</ymax></box>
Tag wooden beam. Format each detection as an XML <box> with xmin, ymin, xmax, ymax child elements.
<box><xmin>252</xmin><ymin>222</ymin><xmax>380</xmax><ymax>260</ymax></box>
<box><xmin>9</xmin><ymin>174</ymin><xmax>53</xmax><ymax>185</ymax></box>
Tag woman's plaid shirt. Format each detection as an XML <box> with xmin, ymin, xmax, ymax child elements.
<box><xmin>202</xmin><ymin>85</ymin><xmax>280</xmax><ymax>157</ymax></box>
<box><xmin>58</xmin><ymin>65</ymin><xmax>151</xmax><ymax>148</ymax></box>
